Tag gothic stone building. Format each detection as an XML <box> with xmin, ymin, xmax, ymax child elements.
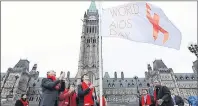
<box><xmin>102</xmin><ymin>60</ymin><xmax>198</xmax><ymax>106</ymax></box>
<box><xmin>1</xmin><ymin>1</ymin><xmax>197</xmax><ymax>106</ymax></box>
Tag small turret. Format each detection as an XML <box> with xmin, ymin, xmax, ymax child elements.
<box><xmin>84</xmin><ymin>12</ymin><xmax>87</xmax><ymax>18</ymax></box>
<box><xmin>147</xmin><ymin>64</ymin><xmax>152</xmax><ymax>72</ymax></box>
<box><xmin>67</xmin><ymin>71</ymin><xmax>70</xmax><ymax>79</ymax></box>
<box><xmin>114</xmin><ymin>72</ymin><xmax>117</xmax><ymax>80</ymax></box>
<box><xmin>121</xmin><ymin>71</ymin><xmax>124</xmax><ymax>80</ymax></box>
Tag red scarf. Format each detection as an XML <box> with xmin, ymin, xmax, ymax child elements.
<box><xmin>70</xmin><ymin>92</ymin><xmax>77</xmax><ymax>106</ymax></box>
<box><xmin>141</xmin><ymin>95</ymin><xmax>151</xmax><ymax>106</ymax></box>
<box><xmin>47</xmin><ymin>75</ymin><xmax>56</xmax><ymax>81</ymax></box>
<box><xmin>154</xmin><ymin>89</ymin><xmax>157</xmax><ymax>101</ymax></box>
<box><xmin>154</xmin><ymin>89</ymin><xmax>158</xmax><ymax>106</ymax></box>
<box><xmin>82</xmin><ymin>82</ymin><xmax>94</xmax><ymax>106</ymax></box>
<box><xmin>47</xmin><ymin>75</ymin><xmax>60</xmax><ymax>90</ymax></box>
<box><xmin>20</xmin><ymin>99</ymin><xmax>28</xmax><ymax>106</ymax></box>
<box><xmin>64</xmin><ymin>89</ymin><xmax>70</xmax><ymax>104</ymax></box>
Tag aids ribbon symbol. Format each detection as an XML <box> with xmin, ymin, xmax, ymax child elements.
<box><xmin>146</xmin><ymin>3</ymin><xmax>169</xmax><ymax>44</ymax></box>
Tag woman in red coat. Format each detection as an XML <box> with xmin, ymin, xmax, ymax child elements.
<box><xmin>15</xmin><ymin>94</ymin><xmax>29</xmax><ymax>106</ymax></box>
<box><xmin>140</xmin><ymin>89</ymin><xmax>152</xmax><ymax>106</ymax></box>
<box><xmin>59</xmin><ymin>84</ymin><xmax>77</xmax><ymax>106</ymax></box>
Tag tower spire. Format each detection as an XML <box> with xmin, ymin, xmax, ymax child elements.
<box><xmin>88</xmin><ymin>0</ymin><xmax>97</xmax><ymax>12</ymax></box>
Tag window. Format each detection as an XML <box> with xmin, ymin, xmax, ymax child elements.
<box><xmin>92</xmin><ymin>27</ymin><xmax>94</xmax><ymax>33</ymax></box>
<box><xmin>186</xmin><ymin>76</ymin><xmax>189</xmax><ymax>80</ymax></box>
<box><xmin>128</xmin><ymin>83</ymin><xmax>130</xmax><ymax>87</ymax></box>
<box><xmin>180</xmin><ymin>76</ymin><xmax>183</xmax><ymax>80</ymax></box>
<box><xmin>89</xmin><ymin>27</ymin><xmax>91</xmax><ymax>33</ymax></box>
<box><xmin>139</xmin><ymin>83</ymin><xmax>142</xmax><ymax>87</ymax></box>
<box><xmin>120</xmin><ymin>83</ymin><xmax>123</xmax><ymax>87</ymax></box>
<box><xmin>108</xmin><ymin>83</ymin><xmax>111</xmax><ymax>87</ymax></box>
<box><xmin>191</xmin><ymin>76</ymin><xmax>195</xmax><ymax>79</ymax></box>
<box><xmin>87</xmin><ymin>39</ymin><xmax>91</xmax><ymax>43</ymax></box>
<box><xmin>112</xmin><ymin>83</ymin><xmax>115</xmax><ymax>87</ymax></box>
<box><xmin>33</xmin><ymin>83</ymin><xmax>36</xmax><ymax>87</ymax></box>
<box><xmin>36</xmin><ymin>97</ymin><xmax>39</xmax><ymax>101</ymax></box>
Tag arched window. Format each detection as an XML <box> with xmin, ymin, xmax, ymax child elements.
<box><xmin>120</xmin><ymin>83</ymin><xmax>123</xmax><ymax>87</ymax></box>
<box><xmin>112</xmin><ymin>83</ymin><xmax>115</xmax><ymax>87</ymax></box>
<box><xmin>186</xmin><ymin>76</ymin><xmax>189</xmax><ymax>80</ymax></box>
<box><xmin>180</xmin><ymin>76</ymin><xmax>183</xmax><ymax>80</ymax></box>
<box><xmin>128</xmin><ymin>83</ymin><xmax>130</xmax><ymax>87</ymax></box>
<box><xmin>132</xmin><ymin>83</ymin><xmax>134</xmax><ymax>86</ymax></box>
<box><xmin>36</xmin><ymin>97</ymin><xmax>39</xmax><ymax>101</ymax></box>
<box><xmin>108</xmin><ymin>83</ymin><xmax>111</xmax><ymax>87</ymax></box>
<box><xmin>139</xmin><ymin>83</ymin><xmax>142</xmax><ymax>87</ymax></box>
<box><xmin>87</xmin><ymin>39</ymin><xmax>90</xmax><ymax>43</ymax></box>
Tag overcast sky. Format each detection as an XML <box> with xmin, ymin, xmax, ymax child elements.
<box><xmin>2</xmin><ymin>1</ymin><xmax>197</xmax><ymax>78</ymax></box>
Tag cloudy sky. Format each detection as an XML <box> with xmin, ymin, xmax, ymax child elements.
<box><xmin>2</xmin><ymin>1</ymin><xmax>197</xmax><ymax>78</ymax></box>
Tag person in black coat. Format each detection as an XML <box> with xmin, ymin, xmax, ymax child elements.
<box><xmin>153</xmin><ymin>80</ymin><xmax>174</xmax><ymax>106</ymax></box>
<box><xmin>77</xmin><ymin>74</ymin><xmax>95</xmax><ymax>106</ymax></box>
<box><xmin>171</xmin><ymin>94</ymin><xmax>184</xmax><ymax>106</ymax></box>
<box><xmin>15</xmin><ymin>94</ymin><xmax>29</xmax><ymax>106</ymax></box>
<box><xmin>39</xmin><ymin>70</ymin><xmax>65</xmax><ymax>106</ymax></box>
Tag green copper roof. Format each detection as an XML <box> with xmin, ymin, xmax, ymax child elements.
<box><xmin>88</xmin><ymin>0</ymin><xmax>97</xmax><ymax>12</ymax></box>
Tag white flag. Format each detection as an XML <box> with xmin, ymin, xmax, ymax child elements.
<box><xmin>101</xmin><ymin>2</ymin><xmax>182</xmax><ymax>50</ymax></box>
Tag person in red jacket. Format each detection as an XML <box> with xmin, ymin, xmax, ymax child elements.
<box><xmin>140</xmin><ymin>89</ymin><xmax>152</xmax><ymax>106</ymax></box>
<box><xmin>15</xmin><ymin>94</ymin><xmax>29</xmax><ymax>106</ymax></box>
<box><xmin>59</xmin><ymin>84</ymin><xmax>77</xmax><ymax>106</ymax></box>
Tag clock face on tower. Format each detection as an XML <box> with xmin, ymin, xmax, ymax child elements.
<box><xmin>89</xmin><ymin>16</ymin><xmax>96</xmax><ymax>20</ymax></box>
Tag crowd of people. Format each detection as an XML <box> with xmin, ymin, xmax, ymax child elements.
<box><xmin>139</xmin><ymin>80</ymin><xmax>187</xmax><ymax>106</ymax></box>
<box><xmin>15</xmin><ymin>70</ymin><xmax>107</xmax><ymax>106</ymax></box>
<box><xmin>15</xmin><ymin>70</ymin><xmax>197</xmax><ymax>106</ymax></box>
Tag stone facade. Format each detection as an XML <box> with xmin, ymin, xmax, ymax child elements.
<box><xmin>1</xmin><ymin>60</ymin><xmax>39</xmax><ymax>106</ymax></box>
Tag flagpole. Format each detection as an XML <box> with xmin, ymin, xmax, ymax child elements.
<box><xmin>98</xmin><ymin>1</ymin><xmax>103</xmax><ymax>106</ymax></box>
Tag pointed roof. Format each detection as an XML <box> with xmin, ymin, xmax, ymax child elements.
<box><xmin>88</xmin><ymin>0</ymin><xmax>97</xmax><ymax>12</ymax></box>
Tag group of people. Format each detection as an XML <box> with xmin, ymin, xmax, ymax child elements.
<box><xmin>139</xmin><ymin>80</ymin><xmax>185</xmax><ymax>106</ymax></box>
<box><xmin>15</xmin><ymin>70</ymin><xmax>190</xmax><ymax>106</ymax></box>
<box><xmin>15</xmin><ymin>70</ymin><xmax>107</xmax><ymax>106</ymax></box>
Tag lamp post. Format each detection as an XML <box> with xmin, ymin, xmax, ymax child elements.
<box><xmin>188</xmin><ymin>43</ymin><xmax>198</xmax><ymax>73</ymax></box>
<box><xmin>188</xmin><ymin>43</ymin><xmax>198</xmax><ymax>58</ymax></box>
